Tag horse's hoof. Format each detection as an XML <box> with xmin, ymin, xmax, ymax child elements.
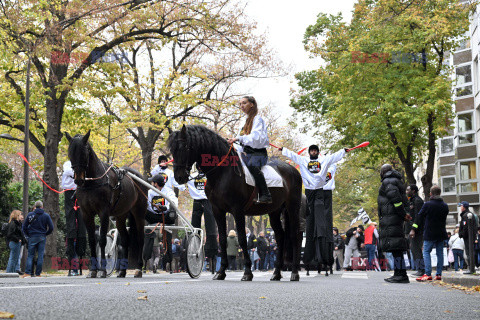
<box><xmin>212</xmin><ymin>272</ymin><xmax>226</xmax><ymax>280</ymax></box>
<box><xmin>117</xmin><ymin>270</ymin><xmax>127</xmax><ymax>278</ymax></box>
<box><xmin>241</xmin><ymin>273</ymin><xmax>253</xmax><ymax>281</ymax></box>
<box><xmin>290</xmin><ymin>273</ymin><xmax>300</xmax><ymax>281</ymax></box>
<box><xmin>134</xmin><ymin>270</ymin><xmax>142</xmax><ymax>278</ymax></box>
<box><xmin>270</xmin><ymin>273</ymin><xmax>282</xmax><ymax>281</ymax></box>
<box><xmin>97</xmin><ymin>270</ymin><xmax>107</xmax><ymax>278</ymax></box>
<box><xmin>86</xmin><ymin>271</ymin><xmax>97</xmax><ymax>278</ymax></box>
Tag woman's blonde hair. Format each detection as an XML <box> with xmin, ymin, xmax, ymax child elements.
<box><xmin>228</xmin><ymin>230</ymin><xmax>237</xmax><ymax>237</ymax></box>
<box><xmin>241</xmin><ymin>96</ymin><xmax>258</xmax><ymax>135</ymax></box>
<box><xmin>9</xmin><ymin>210</ymin><xmax>21</xmax><ymax>223</ymax></box>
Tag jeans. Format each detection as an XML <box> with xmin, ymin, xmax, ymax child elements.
<box><xmin>25</xmin><ymin>236</ymin><xmax>47</xmax><ymax>276</ymax></box>
<box><xmin>7</xmin><ymin>241</ymin><xmax>22</xmax><ymax>273</ymax></box>
<box><xmin>365</xmin><ymin>244</ymin><xmax>376</xmax><ymax>270</ymax></box>
<box><xmin>385</xmin><ymin>252</ymin><xmax>394</xmax><ymax>270</ymax></box>
<box><xmin>452</xmin><ymin>249</ymin><xmax>464</xmax><ymax>271</ymax></box>
<box><xmin>423</xmin><ymin>240</ymin><xmax>444</xmax><ymax>276</ymax></box>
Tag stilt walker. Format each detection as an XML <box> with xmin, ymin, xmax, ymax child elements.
<box><xmin>278</xmin><ymin>145</ymin><xmax>347</xmax><ymax>275</ymax></box>
<box><xmin>322</xmin><ymin>163</ymin><xmax>337</xmax><ymax>274</ymax></box>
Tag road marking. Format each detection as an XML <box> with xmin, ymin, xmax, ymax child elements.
<box><xmin>341</xmin><ymin>273</ymin><xmax>368</xmax><ymax>279</ymax></box>
<box><xmin>0</xmin><ymin>284</ymin><xmax>85</xmax><ymax>290</ymax></box>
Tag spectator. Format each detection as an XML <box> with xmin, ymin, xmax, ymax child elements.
<box><xmin>448</xmin><ymin>228</ymin><xmax>465</xmax><ymax>273</ymax></box>
<box><xmin>405</xmin><ymin>184</ymin><xmax>425</xmax><ymax>276</ymax></box>
<box><xmin>332</xmin><ymin>227</ymin><xmax>344</xmax><ymax>271</ymax></box>
<box><xmin>411</xmin><ymin>185</ymin><xmax>449</xmax><ymax>282</ymax></box>
<box><xmin>343</xmin><ymin>225</ymin><xmax>364</xmax><ymax>270</ymax></box>
<box><xmin>226</xmin><ymin>230</ymin><xmax>239</xmax><ymax>271</ymax></box>
<box><xmin>265</xmin><ymin>238</ymin><xmax>276</xmax><ymax>270</ymax></box>
<box><xmin>377</xmin><ymin>164</ymin><xmax>410</xmax><ymax>284</ymax></box>
<box><xmin>6</xmin><ymin>210</ymin><xmax>26</xmax><ymax>274</ymax></box>
<box><xmin>22</xmin><ymin>201</ymin><xmax>54</xmax><ymax>278</ymax></box>
<box><xmin>172</xmin><ymin>238</ymin><xmax>181</xmax><ymax>273</ymax></box>
<box><xmin>246</xmin><ymin>228</ymin><xmax>257</xmax><ymax>270</ymax></box>
<box><xmin>458</xmin><ymin>201</ymin><xmax>479</xmax><ymax>274</ymax></box>
<box><xmin>364</xmin><ymin>222</ymin><xmax>379</xmax><ymax>271</ymax></box>
<box><xmin>16</xmin><ymin>214</ymin><xmax>26</xmax><ymax>274</ymax></box>
<box><xmin>256</xmin><ymin>232</ymin><xmax>268</xmax><ymax>271</ymax></box>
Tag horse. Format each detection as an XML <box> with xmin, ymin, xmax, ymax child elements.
<box><xmin>66</xmin><ymin>131</ymin><xmax>148</xmax><ymax>278</ymax></box>
<box><xmin>167</xmin><ymin>125</ymin><xmax>304</xmax><ymax>281</ymax></box>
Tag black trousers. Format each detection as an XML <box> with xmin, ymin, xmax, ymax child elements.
<box><xmin>242</xmin><ymin>147</ymin><xmax>269</xmax><ymax>196</ymax></box>
<box><xmin>392</xmin><ymin>250</ymin><xmax>407</xmax><ymax>276</ymax></box>
<box><xmin>192</xmin><ymin>199</ymin><xmax>217</xmax><ymax>236</ymax></box>
<box><xmin>66</xmin><ymin>237</ymin><xmax>87</xmax><ymax>269</ymax></box>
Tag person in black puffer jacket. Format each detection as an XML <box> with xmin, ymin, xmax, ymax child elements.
<box><xmin>377</xmin><ymin>164</ymin><xmax>410</xmax><ymax>283</ymax></box>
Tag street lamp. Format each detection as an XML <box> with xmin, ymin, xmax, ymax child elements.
<box><xmin>23</xmin><ymin>57</ymin><xmax>31</xmax><ymax>215</ymax></box>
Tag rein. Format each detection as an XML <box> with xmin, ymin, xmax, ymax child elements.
<box><xmin>85</xmin><ymin>164</ymin><xmax>114</xmax><ymax>181</ymax></box>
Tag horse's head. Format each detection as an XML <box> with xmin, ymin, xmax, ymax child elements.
<box><xmin>65</xmin><ymin>130</ymin><xmax>91</xmax><ymax>187</ymax></box>
<box><xmin>167</xmin><ymin>125</ymin><xmax>193</xmax><ymax>184</ymax></box>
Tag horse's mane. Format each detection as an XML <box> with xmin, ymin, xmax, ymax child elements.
<box><xmin>167</xmin><ymin>125</ymin><xmax>231</xmax><ymax>158</ymax></box>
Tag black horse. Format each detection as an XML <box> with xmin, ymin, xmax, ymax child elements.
<box><xmin>66</xmin><ymin>131</ymin><xmax>148</xmax><ymax>278</ymax></box>
<box><xmin>168</xmin><ymin>125</ymin><xmax>303</xmax><ymax>281</ymax></box>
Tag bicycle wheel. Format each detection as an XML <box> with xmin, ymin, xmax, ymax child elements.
<box><xmin>186</xmin><ymin>233</ymin><xmax>204</xmax><ymax>279</ymax></box>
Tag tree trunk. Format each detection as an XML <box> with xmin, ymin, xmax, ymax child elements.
<box><xmin>42</xmin><ymin>97</ymin><xmax>64</xmax><ymax>269</ymax></box>
<box><xmin>141</xmin><ymin>144</ymin><xmax>154</xmax><ymax>177</ymax></box>
<box><xmin>421</xmin><ymin>113</ymin><xmax>436</xmax><ymax>199</ymax></box>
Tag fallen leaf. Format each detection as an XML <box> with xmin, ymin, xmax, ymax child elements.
<box><xmin>444</xmin><ymin>310</ymin><xmax>452</xmax><ymax>313</ymax></box>
<box><xmin>259</xmin><ymin>296</ymin><xmax>267</xmax><ymax>299</ymax></box>
<box><xmin>0</xmin><ymin>311</ymin><xmax>14</xmax><ymax>319</ymax></box>
<box><xmin>137</xmin><ymin>290</ymin><xmax>147</xmax><ymax>293</ymax></box>
<box><xmin>96</xmin><ymin>283</ymin><xmax>101</xmax><ymax>285</ymax></box>
<box><xmin>125</xmin><ymin>283</ymin><xmax>130</xmax><ymax>286</ymax></box>
<box><xmin>137</xmin><ymin>296</ymin><xmax>148</xmax><ymax>301</ymax></box>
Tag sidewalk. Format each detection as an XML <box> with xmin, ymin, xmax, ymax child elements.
<box><xmin>441</xmin><ymin>271</ymin><xmax>480</xmax><ymax>288</ymax></box>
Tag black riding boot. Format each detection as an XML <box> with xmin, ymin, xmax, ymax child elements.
<box><xmin>248</xmin><ymin>166</ymin><xmax>272</xmax><ymax>204</ymax></box>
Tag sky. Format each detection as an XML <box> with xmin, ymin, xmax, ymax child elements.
<box><xmin>240</xmin><ymin>0</ymin><xmax>356</xmax><ymax>126</ymax></box>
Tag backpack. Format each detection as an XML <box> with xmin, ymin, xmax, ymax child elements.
<box><xmin>1</xmin><ymin>222</ymin><xmax>9</xmax><ymax>238</ymax></box>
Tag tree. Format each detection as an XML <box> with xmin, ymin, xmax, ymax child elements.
<box><xmin>0</xmin><ymin>0</ymin><xmax>272</xmax><ymax>264</ymax></box>
<box><xmin>291</xmin><ymin>0</ymin><xmax>476</xmax><ymax>197</ymax></box>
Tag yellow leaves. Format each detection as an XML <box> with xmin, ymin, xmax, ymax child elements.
<box><xmin>0</xmin><ymin>312</ymin><xmax>15</xmax><ymax>319</ymax></box>
<box><xmin>137</xmin><ymin>296</ymin><xmax>148</xmax><ymax>301</ymax></box>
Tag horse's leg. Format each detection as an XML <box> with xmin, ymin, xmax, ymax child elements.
<box><xmin>133</xmin><ymin>210</ymin><xmax>145</xmax><ymax>278</ymax></box>
<box><xmin>116</xmin><ymin>217</ymin><xmax>129</xmax><ymax>278</ymax></box>
<box><xmin>233</xmin><ymin>214</ymin><xmax>253</xmax><ymax>281</ymax></box>
<box><xmin>97</xmin><ymin>212</ymin><xmax>109</xmax><ymax>278</ymax></box>
<box><xmin>269</xmin><ymin>209</ymin><xmax>285</xmax><ymax>281</ymax></box>
<box><xmin>212</xmin><ymin>208</ymin><xmax>227</xmax><ymax>280</ymax></box>
<box><xmin>84</xmin><ymin>214</ymin><xmax>98</xmax><ymax>278</ymax></box>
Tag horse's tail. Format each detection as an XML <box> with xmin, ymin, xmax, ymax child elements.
<box><xmin>127</xmin><ymin>212</ymin><xmax>141</xmax><ymax>267</ymax></box>
<box><xmin>283</xmin><ymin>194</ymin><xmax>307</xmax><ymax>265</ymax></box>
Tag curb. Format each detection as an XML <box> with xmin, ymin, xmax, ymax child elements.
<box><xmin>0</xmin><ymin>273</ymin><xmax>20</xmax><ymax>278</ymax></box>
<box><xmin>442</xmin><ymin>275</ymin><xmax>480</xmax><ymax>288</ymax></box>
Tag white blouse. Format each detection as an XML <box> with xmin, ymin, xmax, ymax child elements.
<box><xmin>236</xmin><ymin>115</ymin><xmax>269</xmax><ymax>149</ymax></box>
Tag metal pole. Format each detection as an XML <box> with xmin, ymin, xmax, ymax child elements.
<box><xmin>22</xmin><ymin>57</ymin><xmax>31</xmax><ymax>215</ymax></box>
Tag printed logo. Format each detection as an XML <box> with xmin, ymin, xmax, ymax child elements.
<box><xmin>194</xmin><ymin>177</ymin><xmax>206</xmax><ymax>190</ymax></box>
<box><xmin>308</xmin><ymin>161</ymin><xmax>321</xmax><ymax>173</ymax></box>
<box><xmin>326</xmin><ymin>172</ymin><xmax>332</xmax><ymax>183</ymax></box>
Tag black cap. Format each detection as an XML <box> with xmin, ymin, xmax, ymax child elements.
<box><xmin>148</xmin><ymin>174</ymin><xmax>165</xmax><ymax>186</ymax></box>
<box><xmin>158</xmin><ymin>155</ymin><xmax>168</xmax><ymax>164</ymax></box>
<box><xmin>458</xmin><ymin>201</ymin><xmax>469</xmax><ymax>209</ymax></box>
<box><xmin>357</xmin><ymin>225</ymin><xmax>364</xmax><ymax>231</ymax></box>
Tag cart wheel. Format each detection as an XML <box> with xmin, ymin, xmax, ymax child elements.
<box><xmin>96</xmin><ymin>234</ymin><xmax>117</xmax><ymax>277</ymax></box>
<box><xmin>186</xmin><ymin>233</ymin><xmax>204</xmax><ymax>279</ymax></box>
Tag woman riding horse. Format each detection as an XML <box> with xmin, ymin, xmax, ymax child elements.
<box><xmin>168</xmin><ymin>105</ymin><xmax>304</xmax><ymax>281</ymax></box>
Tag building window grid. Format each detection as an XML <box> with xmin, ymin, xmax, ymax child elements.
<box><xmin>439</xmin><ymin>137</ymin><xmax>455</xmax><ymax>155</ymax></box>
<box><xmin>455</xmin><ymin>62</ymin><xmax>473</xmax><ymax>99</ymax></box>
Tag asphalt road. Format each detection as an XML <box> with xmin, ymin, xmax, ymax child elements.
<box><xmin>1</xmin><ymin>270</ymin><xmax>479</xmax><ymax>320</ymax></box>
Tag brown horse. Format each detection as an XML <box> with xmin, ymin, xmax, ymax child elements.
<box><xmin>168</xmin><ymin>125</ymin><xmax>303</xmax><ymax>281</ymax></box>
<box><xmin>66</xmin><ymin>131</ymin><xmax>148</xmax><ymax>278</ymax></box>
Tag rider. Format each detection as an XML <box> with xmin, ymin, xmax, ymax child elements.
<box><xmin>227</xmin><ymin>96</ymin><xmax>272</xmax><ymax>204</ymax></box>
<box><xmin>151</xmin><ymin>155</ymin><xmax>186</xmax><ymax>197</ymax></box>
<box><xmin>145</xmin><ymin>174</ymin><xmax>178</xmax><ymax>273</ymax></box>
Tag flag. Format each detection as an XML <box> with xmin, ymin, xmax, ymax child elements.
<box><xmin>350</xmin><ymin>208</ymin><xmax>371</xmax><ymax>226</ymax></box>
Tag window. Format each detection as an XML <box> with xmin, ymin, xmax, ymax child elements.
<box><xmin>458</xmin><ymin>160</ymin><xmax>477</xmax><ymax>181</ymax></box>
<box><xmin>457</xmin><ymin>112</ymin><xmax>475</xmax><ymax>145</ymax></box>
<box><xmin>456</xmin><ymin>31</ymin><xmax>471</xmax><ymax>51</ymax></box>
<box><xmin>442</xmin><ymin>177</ymin><xmax>456</xmax><ymax>194</ymax></box>
<box><xmin>440</xmin><ymin>137</ymin><xmax>454</xmax><ymax>154</ymax></box>
<box><xmin>459</xmin><ymin>182</ymin><xmax>478</xmax><ymax>193</ymax></box>
<box><xmin>456</xmin><ymin>65</ymin><xmax>472</xmax><ymax>85</ymax></box>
